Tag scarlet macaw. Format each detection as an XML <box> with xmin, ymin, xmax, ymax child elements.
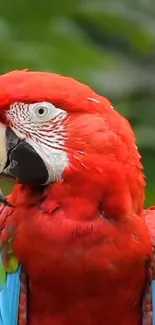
<box><xmin>0</xmin><ymin>70</ymin><xmax>153</xmax><ymax>325</ymax></box>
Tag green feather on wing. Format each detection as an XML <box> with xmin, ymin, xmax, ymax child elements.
<box><xmin>0</xmin><ymin>225</ymin><xmax>19</xmax><ymax>289</ymax></box>
<box><xmin>0</xmin><ymin>262</ymin><xmax>6</xmax><ymax>289</ymax></box>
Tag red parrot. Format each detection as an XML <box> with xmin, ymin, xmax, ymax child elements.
<box><xmin>0</xmin><ymin>70</ymin><xmax>153</xmax><ymax>325</ymax></box>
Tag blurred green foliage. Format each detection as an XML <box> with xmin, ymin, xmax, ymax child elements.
<box><xmin>0</xmin><ymin>0</ymin><xmax>155</xmax><ymax>207</ymax></box>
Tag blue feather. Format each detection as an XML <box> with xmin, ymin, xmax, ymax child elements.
<box><xmin>152</xmin><ymin>280</ymin><xmax>155</xmax><ymax>325</ymax></box>
<box><xmin>0</xmin><ymin>266</ymin><xmax>21</xmax><ymax>325</ymax></box>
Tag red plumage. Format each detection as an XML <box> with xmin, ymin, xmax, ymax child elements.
<box><xmin>0</xmin><ymin>70</ymin><xmax>152</xmax><ymax>325</ymax></box>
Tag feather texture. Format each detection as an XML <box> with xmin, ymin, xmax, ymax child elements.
<box><xmin>0</xmin><ymin>70</ymin><xmax>153</xmax><ymax>325</ymax></box>
<box><xmin>0</xmin><ymin>202</ymin><xmax>21</xmax><ymax>325</ymax></box>
<box><xmin>0</xmin><ymin>266</ymin><xmax>21</xmax><ymax>325</ymax></box>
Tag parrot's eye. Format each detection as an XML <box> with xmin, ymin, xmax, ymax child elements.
<box><xmin>33</xmin><ymin>102</ymin><xmax>58</xmax><ymax>122</ymax></box>
<box><xmin>37</xmin><ymin>107</ymin><xmax>46</xmax><ymax>116</ymax></box>
<box><xmin>34</xmin><ymin>103</ymin><xmax>51</xmax><ymax>120</ymax></box>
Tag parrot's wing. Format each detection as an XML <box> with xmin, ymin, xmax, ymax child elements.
<box><xmin>0</xmin><ymin>202</ymin><xmax>27</xmax><ymax>325</ymax></box>
<box><xmin>144</xmin><ymin>207</ymin><xmax>155</xmax><ymax>325</ymax></box>
<box><xmin>0</xmin><ymin>266</ymin><xmax>21</xmax><ymax>325</ymax></box>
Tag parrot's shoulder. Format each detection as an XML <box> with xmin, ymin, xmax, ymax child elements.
<box><xmin>0</xmin><ymin>199</ymin><xmax>19</xmax><ymax>288</ymax></box>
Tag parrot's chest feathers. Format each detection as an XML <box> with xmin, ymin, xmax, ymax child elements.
<box><xmin>6</xmin><ymin>194</ymin><xmax>150</xmax><ymax>325</ymax></box>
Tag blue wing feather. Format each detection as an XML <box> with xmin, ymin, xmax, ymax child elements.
<box><xmin>152</xmin><ymin>280</ymin><xmax>155</xmax><ymax>325</ymax></box>
<box><xmin>0</xmin><ymin>265</ymin><xmax>21</xmax><ymax>325</ymax></box>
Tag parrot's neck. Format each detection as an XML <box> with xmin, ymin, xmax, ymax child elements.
<box><xmin>9</xmin><ymin>151</ymin><xmax>144</xmax><ymax>221</ymax></box>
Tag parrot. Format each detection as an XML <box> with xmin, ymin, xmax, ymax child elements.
<box><xmin>0</xmin><ymin>69</ymin><xmax>153</xmax><ymax>325</ymax></box>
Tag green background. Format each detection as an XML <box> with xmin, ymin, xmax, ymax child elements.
<box><xmin>0</xmin><ymin>0</ymin><xmax>155</xmax><ymax>207</ymax></box>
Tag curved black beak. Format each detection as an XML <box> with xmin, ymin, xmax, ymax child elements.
<box><xmin>0</xmin><ymin>126</ymin><xmax>49</xmax><ymax>207</ymax></box>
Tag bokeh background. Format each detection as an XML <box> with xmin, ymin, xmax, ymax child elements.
<box><xmin>0</xmin><ymin>0</ymin><xmax>155</xmax><ymax>207</ymax></box>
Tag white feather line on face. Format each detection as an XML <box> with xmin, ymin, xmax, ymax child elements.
<box><xmin>7</xmin><ymin>101</ymin><xmax>69</xmax><ymax>184</ymax></box>
<box><xmin>26</xmin><ymin>107</ymin><xmax>68</xmax><ymax>184</ymax></box>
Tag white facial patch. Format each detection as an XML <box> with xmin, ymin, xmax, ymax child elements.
<box><xmin>27</xmin><ymin>138</ymin><xmax>67</xmax><ymax>184</ymax></box>
<box><xmin>7</xmin><ymin>101</ymin><xmax>68</xmax><ymax>184</ymax></box>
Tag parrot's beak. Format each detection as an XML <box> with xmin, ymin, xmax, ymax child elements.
<box><xmin>0</xmin><ymin>123</ymin><xmax>8</xmax><ymax>175</ymax></box>
<box><xmin>0</xmin><ymin>123</ymin><xmax>16</xmax><ymax>207</ymax></box>
<box><xmin>0</xmin><ymin>123</ymin><xmax>48</xmax><ymax>203</ymax></box>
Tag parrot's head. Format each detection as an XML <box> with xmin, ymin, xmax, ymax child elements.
<box><xmin>0</xmin><ymin>70</ymin><xmax>144</xmax><ymax>217</ymax></box>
